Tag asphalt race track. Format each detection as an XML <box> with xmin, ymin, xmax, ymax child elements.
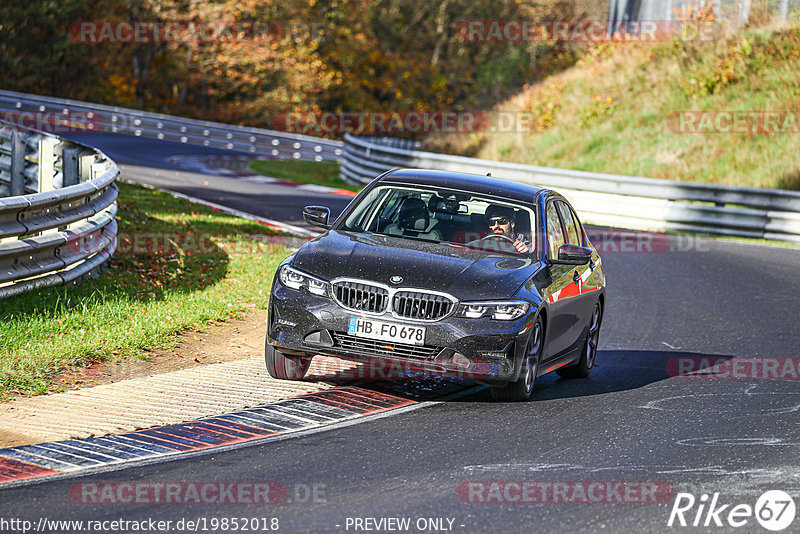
<box><xmin>63</xmin><ymin>133</ymin><xmax>354</xmax><ymax>226</ymax></box>
<box><xmin>1</xmin><ymin>136</ymin><xmax>798</xmax><ymax>532</ymax></box>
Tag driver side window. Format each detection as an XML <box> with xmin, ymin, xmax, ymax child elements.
<box><xmin>546</xmin><ymin>202</ymin><xmax>566</xmax><ymax>258</ymax></box>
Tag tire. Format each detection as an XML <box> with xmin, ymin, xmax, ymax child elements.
<box><xmin>557</xmin><ymin>301</ymin><xmax>602</xmax><ymax>379</ymax></box>
<box><xmin>265</xmin><ymin>342</ymin><xmax>311</xmax><ymax>380</ymax></box>
<box><xmin>490</xmin><ymin>317</ymin><xmax>543</xmax><ymax>402</ymax></box>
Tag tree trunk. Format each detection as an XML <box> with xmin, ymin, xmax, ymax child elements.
<box><xmin>431</xmin><ymin>0</ymin><xmax>451</xmax><ymax>67</ymax></box>
<box><xmin>738</xmin><ymin>0</ymin><xmax>751</xmax><ymax>28</ymax></box>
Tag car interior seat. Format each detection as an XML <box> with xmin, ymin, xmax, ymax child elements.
<box><xmin>383</xmin><ymin>197</ymin><xmax>442</xmax><ymax>241</ymax></box>
<box><xmin>427</xmin><ymin>195</ymin><xmax>471</xmax><ymax>242</ymax></box>
<box><xmin>513</xmin><ymin>209</ymin><xmax>532</xmax><ymax>248</ymax></box>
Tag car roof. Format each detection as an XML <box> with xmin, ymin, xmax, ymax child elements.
<box><xmin>377</xmin><ymin>168</ymin><xmax>547</xmax><ymax>204</ymax></box>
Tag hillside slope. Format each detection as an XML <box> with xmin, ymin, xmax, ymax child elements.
<box><xmin>424</xmin><ymin>24</ymin><xmax>800</xmax><ymax>190</ymax></box>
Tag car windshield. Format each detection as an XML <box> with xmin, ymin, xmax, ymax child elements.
<box><xmin>338</xmin><ymin>184</ymin><xmax>537</xmax><ymax>255</ymax></box>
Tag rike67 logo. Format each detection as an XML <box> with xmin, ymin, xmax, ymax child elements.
<box><xmin>668</xmin><ymin>490</ymin><xmax>796</xmax><ymax>531</ymax></box>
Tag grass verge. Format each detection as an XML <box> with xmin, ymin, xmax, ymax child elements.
<box><xmin>0</xmin><ymin>182</ymin><xmax>295</xmax><ymax>398</ymax></box>
<box><xmin>249</xmin><ymin>160</ymin><xmax>360</xmax><ymax>192</ymax></box>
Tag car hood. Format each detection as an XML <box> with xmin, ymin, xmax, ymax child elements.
<box><xmin>291</xmin><ymin>230</ymin><xmax>539</xmax><ymax>300</ymax></box>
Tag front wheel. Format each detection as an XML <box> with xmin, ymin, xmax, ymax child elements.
<box><xmin>557</xmin><ymin>301</ymin><xmax>602</xmax><ymax>379</ymax></box>
<box><xmin>265</xmin><ymin>342</ymin><xmax>312</xmax><ymax>380</ymax></box>
<box><xmin>491</xmin><ymin>317</ymin><xmax>543</xmax><ymax>402</ymax></box>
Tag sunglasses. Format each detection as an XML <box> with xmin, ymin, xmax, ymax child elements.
<box><xmin>488</xmin><ymin>217</ymin><xmax>511</xmax><ymax>226</ymax></box>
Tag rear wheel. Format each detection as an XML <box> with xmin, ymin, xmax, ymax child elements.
<box><xmin>265</xmin><ymin>342</ymin><xmax>311</xmax><ymax>380</ymax></box>
<box><xmin>490</xmin><ymin>317</ymin><xmax>543</xmax><ymax>402</ymax></box>
<box><xmin>557</xmin><ymin>301</ymin><xmax>602</xmax><ymax>379</ymax></box>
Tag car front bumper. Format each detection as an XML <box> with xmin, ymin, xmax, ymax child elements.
<box><xmin>267</xmin><ymin>283</ymin><xmax>534</xmax><ymax>383</ymax></box>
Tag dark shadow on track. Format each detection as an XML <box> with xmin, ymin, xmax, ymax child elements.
<box><xmin>302</xmin><ymin>350</ymin><xmax>740</xmax><ymax>403</ymax></box>
<box><xmin>531</xmin><ymin>350</ymin><xmax>736</xmax><ymax>401</ymax></box>
<box><xmin>489</xmin><ymin>349</ymin><xmax>737</xmax><ymax>403</ymax></box>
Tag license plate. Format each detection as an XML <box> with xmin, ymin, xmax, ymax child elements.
<box><xmin>348</xmin><ymin>317</ymin><xmax>426</xmax><ymax>346</ymax></box>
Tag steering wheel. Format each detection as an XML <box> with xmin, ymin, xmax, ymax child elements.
<box><xmin>465</xmin><ymin>233</ymin><xmax>517</xmax><ymax>247</ymax></box>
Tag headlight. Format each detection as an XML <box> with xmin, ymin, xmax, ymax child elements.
<box><xmin>278</xmin><ymin>265</ymin><xmax>329</xmax><ymax>296</ymax></box>
<box><xmin>456</xmin><ymin>301</ymin><xmax>529</xmax><ymax>321</ymax></box>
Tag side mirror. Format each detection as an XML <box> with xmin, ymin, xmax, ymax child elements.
<box><xmin>555</xmin><ymin>244</ymin><xmax>592</xmax><ymax>265</ymax></box>
<box><xmin>303</xmin><ymin>206</ymin><xmax>331</xmax><ymax>229</ymax></box>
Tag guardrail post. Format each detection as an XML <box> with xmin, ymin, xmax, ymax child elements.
<box><xmin>62</xmin><ymin>147</ymin><xmax>79</xmax><ymax>188</ymax></box>
<box><xmin>61</xmin><ymin>147</ymin><xmax>83</xmax><ymax>230</ymax></box>
<box><xmin>79</xmin><ymin>154</ymin><xmax>95</xmax><ymax>182</ymax></box>
<box><xmin>38</xmin><ymin>137</ymin><xmax>56</xmax><ymax>193</ymax></box>
<box><xmin>10</xmin><ymin>132</ymin><xmax>25</xmax><ymax>196</ymax></box>
<box><xmin>91</xmin><ymin>161</ymin><xmax>106</xmax><ymax>179</ymax></box>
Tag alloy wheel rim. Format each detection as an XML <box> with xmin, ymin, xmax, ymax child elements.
<box><xmin>524</xmin><ymin>322</ymin><xmax>542</xmax><ymax>392</ymax></box>
<box><xmin>585</xmin><ymin>305</ymin><xmax>601</xmax><ymax>368</ymax></box>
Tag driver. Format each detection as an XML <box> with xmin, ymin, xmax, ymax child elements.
<box><xmin>485</xmin><ymin>205</ymin><xmax>530</xmax><ymax>253</ymax></box>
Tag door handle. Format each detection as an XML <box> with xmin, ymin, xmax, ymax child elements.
<box><xmin>573</xmin><ymin>271</ymin><xmax>580</xmax><ymax>285</ymax></box>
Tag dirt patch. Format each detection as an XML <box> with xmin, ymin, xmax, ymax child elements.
<box><xmin>51</xmin><ymin>308</ymin><xmax>269</xmax><ymax>392</ymax></box>
<box><xmin>0</xmin><ymin>426</ymin><xmax>39</xmax><ymax>448</ymax></box>
<box><xmin>0</xmin><ymin>308</ymin><xmax>270</xmax><ymax>447</ymax></box>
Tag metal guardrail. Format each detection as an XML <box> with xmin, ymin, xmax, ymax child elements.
<box><xmin>0</xmin><ymin>121</ymin><xmax>118</xmax><ymax>299</ymax></box>
<box><xmin>5</xmin><ymin>89</ymin><xmax>798</xmax><ymax>244</ymax></box>
<box><xmin>0</xmin><ymin>89</ymin><xmax>343</xmax><ymax>162</ymax></box>
<box><xmin>341</xmin><ymin>134</ymin><xmax>800</xmax><ymax>243</ymax></box>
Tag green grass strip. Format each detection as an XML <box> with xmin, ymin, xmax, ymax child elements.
<box><xmin>0</xmin><ymin>182</ymin><xmax>294</xmax><ymax>397</ymax></box>
<box><xmin>249</xmin><ymin>160</ymin><xmax>360</xmax><ymax>192</ymax></box>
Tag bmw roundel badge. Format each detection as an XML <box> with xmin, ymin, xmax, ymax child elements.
<box><xmin>390</xmin><ymin>275</ymin><xmax>403</xmax><ymax>284</ymax></box>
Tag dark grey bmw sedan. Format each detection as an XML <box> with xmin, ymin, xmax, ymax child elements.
<box><xmin>266</xmin><ymin>168</ymin><xmax>605</xmax><ymax>401</ymax></box>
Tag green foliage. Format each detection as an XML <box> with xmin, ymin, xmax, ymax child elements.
<box><xmin>464</xmin><ymin>24</ymin><xmax>800</xmax><ymax>191</ymax></box>
<box><xmin>577</xmin><ymin>95</ymin><xmax>616</xmax><ymax>126</ymax></box>
<box><xmin>497</xmin><ymin>144</ymin><xmax>513</xmax><ymax>157</ymax></box>
<box><xmin>0</xmin><ymin>0</ymin><xmax>117</xmax><ymax>100</ymax></box>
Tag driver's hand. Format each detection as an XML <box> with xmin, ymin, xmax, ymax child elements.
<box><xmin>514</xmin><ymin>240</ymin><xmax>529</xmax><ymax>253</ymax></box>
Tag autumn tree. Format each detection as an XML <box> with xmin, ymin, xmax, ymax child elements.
<box><xmin>1</xmin><ymin>0</ymin><xmax>604</xmax><ymax>135</ymax></box>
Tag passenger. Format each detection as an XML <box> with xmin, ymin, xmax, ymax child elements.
<box><xmin>485</xmin><ymin>205</ymin><xmax>530</xmax><ymax>253</ymax></box>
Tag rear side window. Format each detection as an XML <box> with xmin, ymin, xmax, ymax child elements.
<box><xmin>545</xmin><ymin>202</ymin><xmax>566</xmax><ymax>258</ymax></box>
<box><xmin>556</xmin><ymin>201</ymin><xmax>580</xmax><ymax>245</ymax></box>
<box><xmin>568</xmin><ymin>206</ymin><xmax>585</xmax><ymax>246</ymax></box>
